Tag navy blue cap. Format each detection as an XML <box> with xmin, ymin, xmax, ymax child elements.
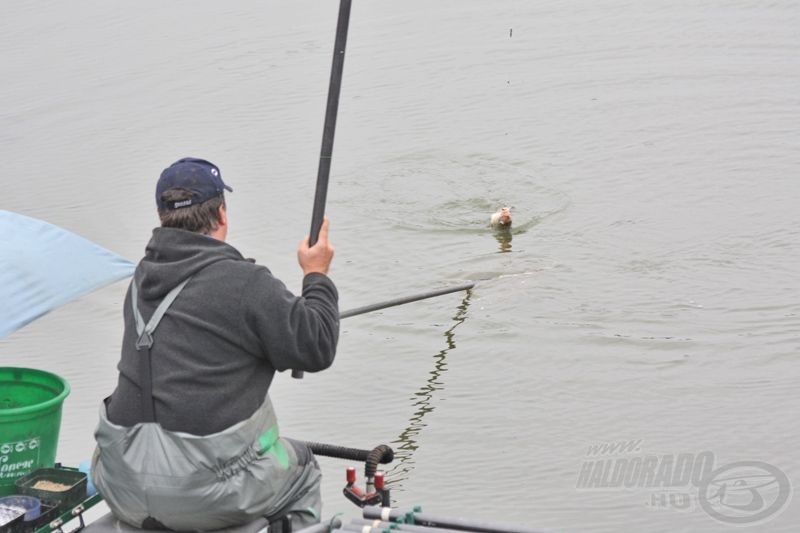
<box><xmin>156</xmin><ymin>157</ymin><xmax>233</xmax><ymax>210</ymax></box>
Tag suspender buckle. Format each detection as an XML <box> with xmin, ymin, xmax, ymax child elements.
<box><xmin>136</xmin><ymin>331</ymin><xmax>154</xmax><ymax>350</ymax></box>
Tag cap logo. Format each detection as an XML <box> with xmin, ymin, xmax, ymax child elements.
<box><xmin>173</xmin><ymin>199</ymin><xmax>193</xmax><ymax>208</ymax></box>
<box><xmin>211</xmin><ymin>168</ymin><xmax>219</xmax><ymax>176</ymax></box>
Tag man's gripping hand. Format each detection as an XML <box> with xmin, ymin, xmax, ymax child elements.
<box><xmin>297</xmin><ymin>217</ymin><xmax>335</xmax><ymax>276</ymax></box>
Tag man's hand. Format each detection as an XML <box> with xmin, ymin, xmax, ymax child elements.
<box><xmin>298</xmin><ymin>217</ymin><xmax>335</xmax><ymax>275</ymax></box>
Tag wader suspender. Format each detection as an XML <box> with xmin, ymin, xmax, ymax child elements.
<box><xmin>130</xmin><ymin>277</ymin><xmax>192</xmax><ymax>423</ymax></box>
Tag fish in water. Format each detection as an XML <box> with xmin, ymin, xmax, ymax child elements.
<box><xmin>490</xmin><ymin>207</ymin><xmax>512</xmax><ymax>229</ymax></box>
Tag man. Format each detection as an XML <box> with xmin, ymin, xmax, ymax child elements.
<box><xmin>92</xmin><ymin>157</ymin><xmax>339</xmax><ymax>531</ymax></box>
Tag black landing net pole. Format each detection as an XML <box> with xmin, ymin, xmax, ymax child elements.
<box><xmin>339</xmin><ymin>283</ymin><xmax>475</xmax><ymax>319</ymax></box>
<box><xmin>293</xmin><ymin>0</ymin><xmax>353</xmax><ymax>380</ymax></box>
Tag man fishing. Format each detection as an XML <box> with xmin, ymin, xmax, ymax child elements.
<box><xmin>92</xmin><ymin>157</ymin><xmax>339</xmax><ymax>531</ymax></box>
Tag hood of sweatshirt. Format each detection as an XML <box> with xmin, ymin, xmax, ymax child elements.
<box><xmin>135</xmin><ymin>227</ymin><xmax>248</xmax><ymax>301</ymax></box>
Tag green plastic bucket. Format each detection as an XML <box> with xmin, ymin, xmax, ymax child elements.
<box><xmin>0</xmin><ymin>368</ymin><xmax>70</xmax><ymax>496</ymax></box>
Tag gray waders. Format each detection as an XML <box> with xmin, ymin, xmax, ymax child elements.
<box><xmin>92</xmin><ymin>278</ymin><xmax>322</xmax><ymax>531</ymax></box>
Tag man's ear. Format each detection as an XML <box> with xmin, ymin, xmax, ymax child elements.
<box><xmin>218</xmin><ymin>204</ymin><xmax>228</xmax><ymax>227</ymax></box>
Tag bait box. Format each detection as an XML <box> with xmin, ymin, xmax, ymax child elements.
<box><xmin>15</xmin><ymin>468</ymin><xmax>86</xmax><ymax>510</ymax></box>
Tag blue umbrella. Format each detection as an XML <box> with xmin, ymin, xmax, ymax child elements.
<box><xmin>0</xmin><ymin>210</ymin><xmax>135</xmax><ymax>339</ymax></box>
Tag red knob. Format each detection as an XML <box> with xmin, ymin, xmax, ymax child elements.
<box><xmin>346</xmin><ymin>466</ymin><xmax>356</xmax><ymax>484</ymax></box>
<box><xmin>375</xmin><ymin>471</ymin><xmax>385</xmax><ymax>490</ymax></box>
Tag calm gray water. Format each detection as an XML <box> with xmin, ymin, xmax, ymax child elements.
<box><xmin>2</xmin><ymin>1</ymin><xmax>799</xmax><ymax>531</ymax></box>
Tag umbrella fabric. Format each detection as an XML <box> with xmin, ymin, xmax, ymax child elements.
<box><xmin>0</xmin><ymin>210</ymin><xmax>135</xmax><ymax>339</ymax></box>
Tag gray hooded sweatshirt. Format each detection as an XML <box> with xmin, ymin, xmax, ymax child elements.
<box><xmin>105</xmin><ymin>226</ymin><xmax>339</xmax><ymax>435</ymax></box>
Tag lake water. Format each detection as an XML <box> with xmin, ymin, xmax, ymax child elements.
<box><xmin>2</xmin><ymin>1</ymin><xmax>799</xmax><ymax>531</ymax></box>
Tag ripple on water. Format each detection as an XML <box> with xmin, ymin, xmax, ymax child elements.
<box><xmin>336</xmin><ymin>150</ymin><xmax>571</xmax><ymax>235</ymax></box>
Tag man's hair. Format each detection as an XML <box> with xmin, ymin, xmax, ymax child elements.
<box><xmin>158</xmin><ymin>189</ymin><xmax>225</xmax><ymax>234</ymax></box>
